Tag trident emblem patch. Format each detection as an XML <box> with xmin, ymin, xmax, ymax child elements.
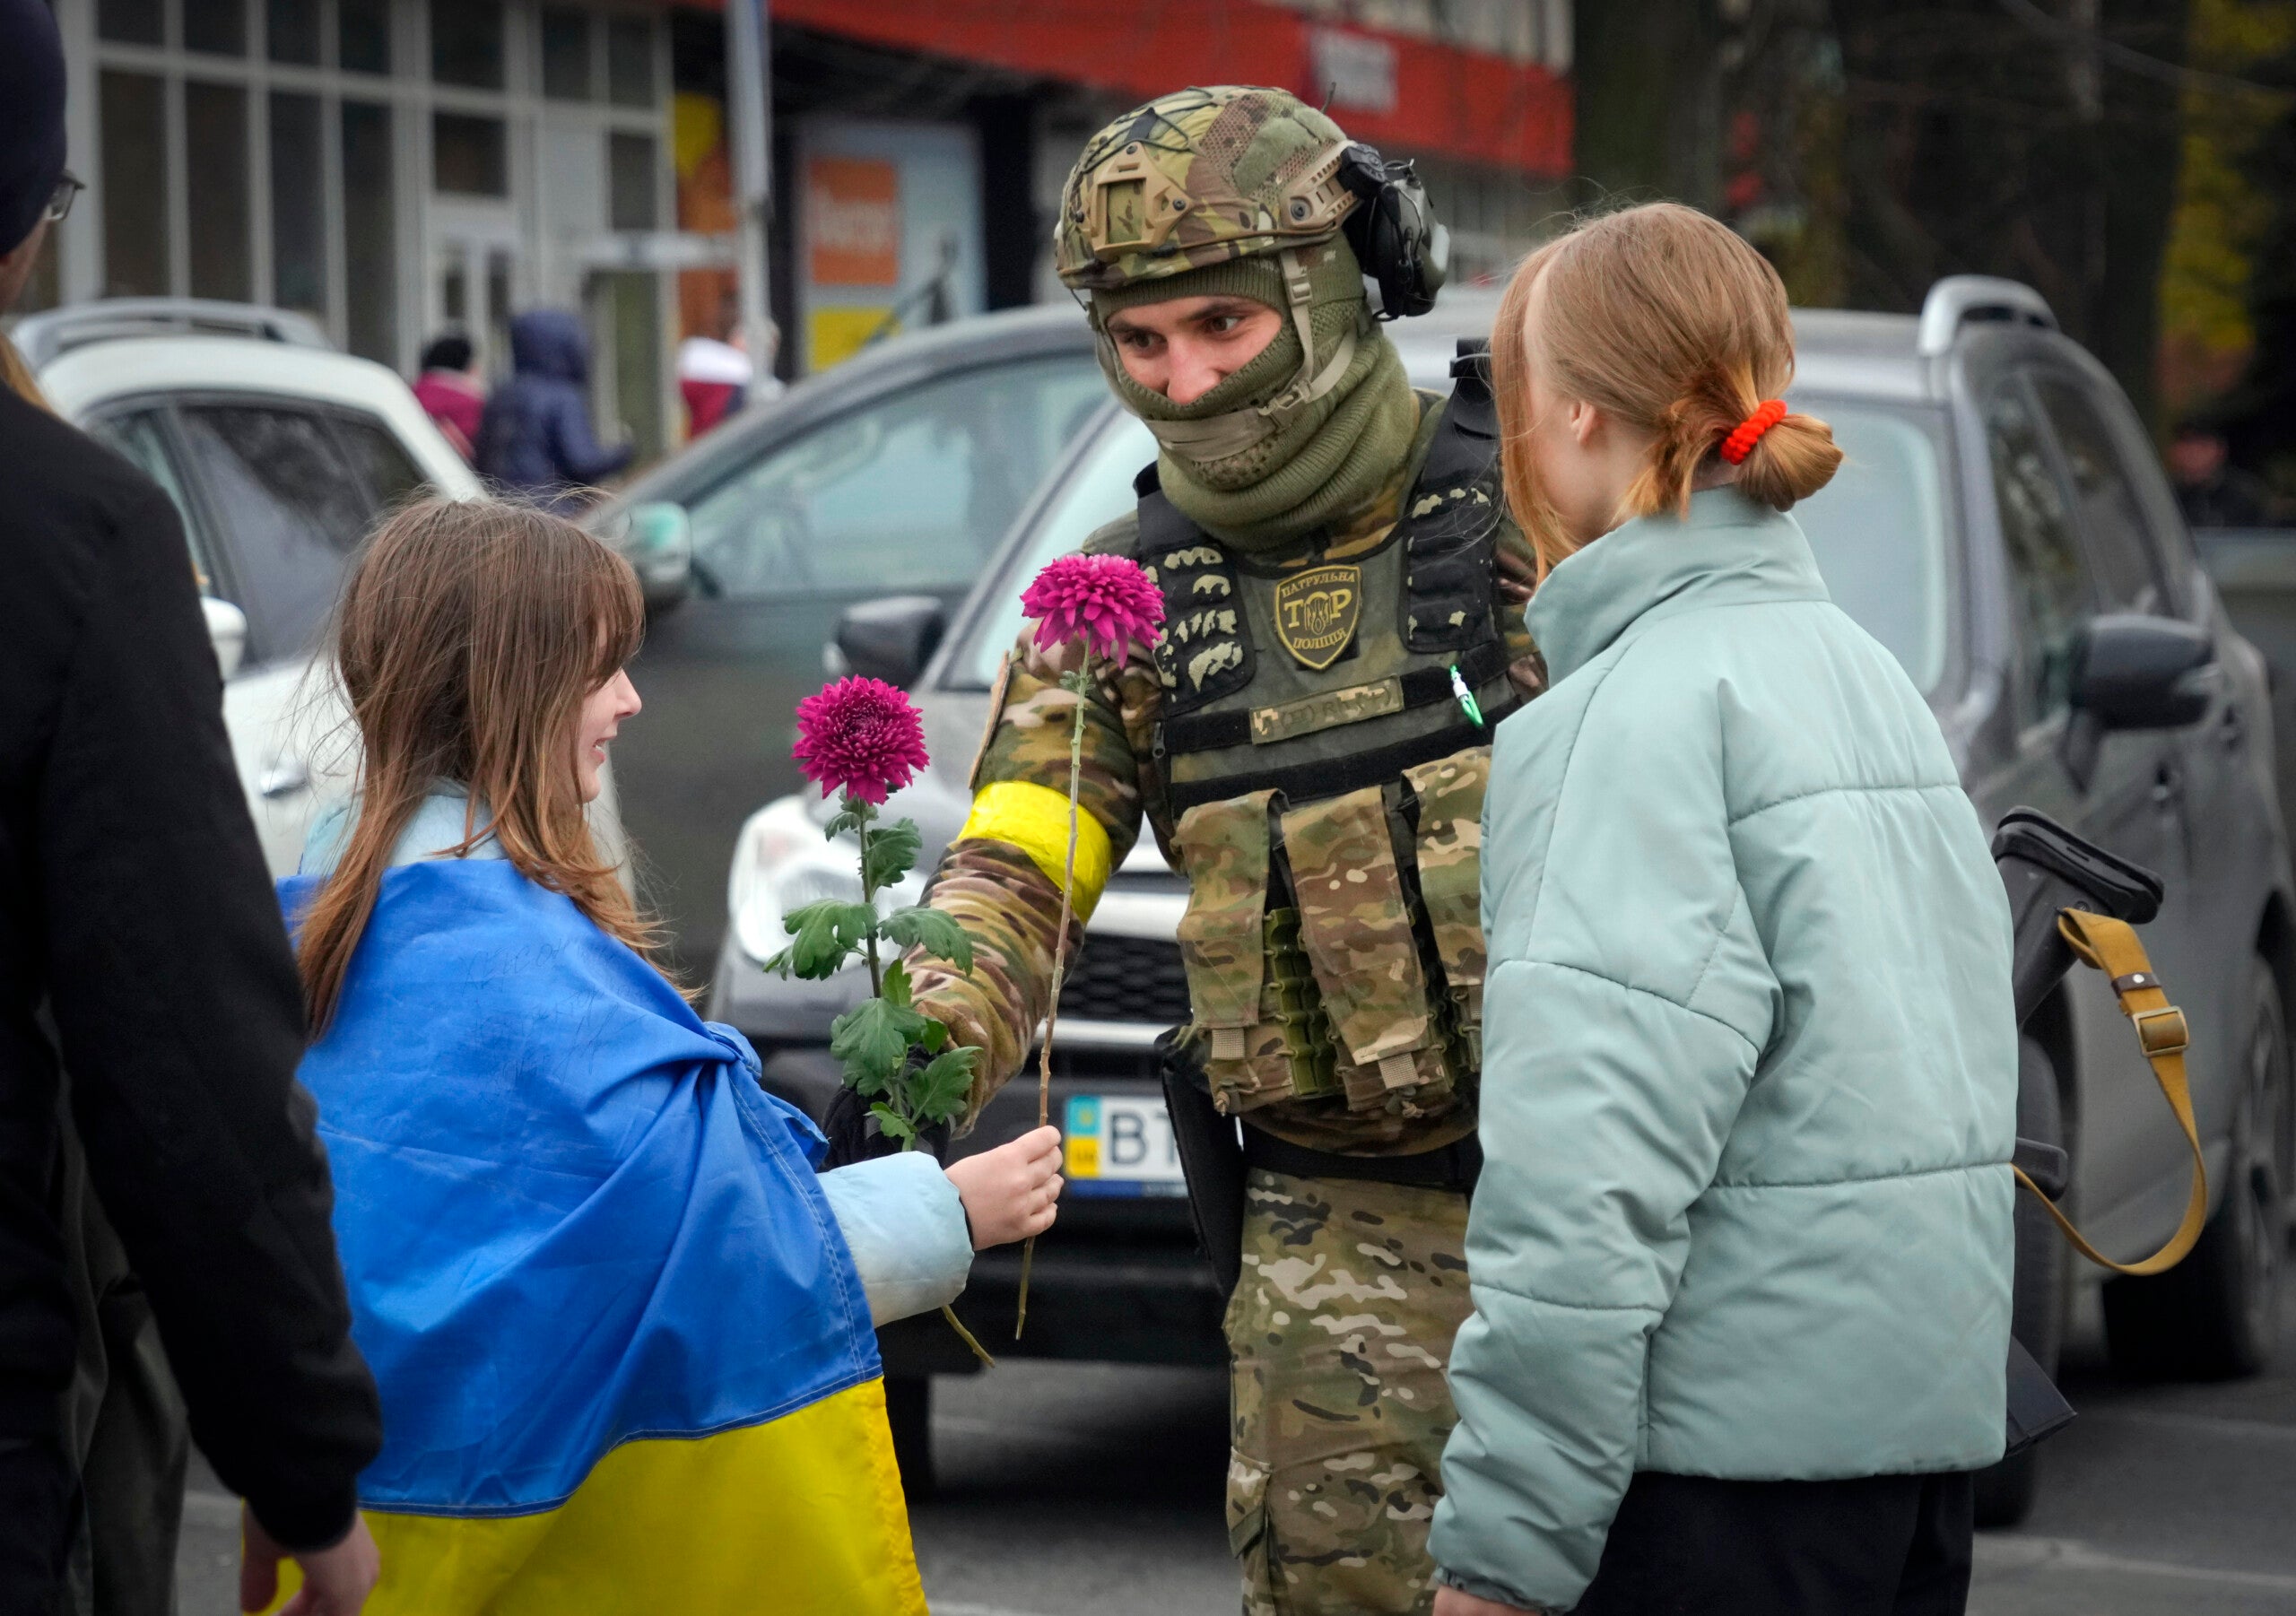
<box><xmin>1273</xmin><ymin>564</ymin><xmax>1362</xmax><ymax>671</ymax></box>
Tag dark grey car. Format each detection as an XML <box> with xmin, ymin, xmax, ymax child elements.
<box><xmin>716</xmin><ymin>279</ymin><xmax>2293</xmax><ymax>1517</ymax></box>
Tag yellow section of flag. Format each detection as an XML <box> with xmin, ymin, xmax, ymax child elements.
<box><xmin>260</xmin><ymin>1379</ymin><xmax>926</xmax><ymax>1615</ymax></box>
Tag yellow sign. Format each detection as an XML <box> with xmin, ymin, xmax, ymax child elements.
<box><xmin>808</xmin><ymin>307</ymin><xmax>895</xmax><ymax>371</ymax></box>
<box><xmin>1273</xmin><ymin>564</ymin><xmax>1362</xmax><ymax>670</ymax></box>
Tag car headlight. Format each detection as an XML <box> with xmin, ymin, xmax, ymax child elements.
<box><xmin>727</xmin><ymin>795</ymin><xmax>926</xmax><ymax>969</ymax></box>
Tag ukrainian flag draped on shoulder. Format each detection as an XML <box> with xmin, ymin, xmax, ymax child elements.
<box><xmin>276</xmin><ymin>858</ymin><xmax>927</xmax><ymax>1615</ymax></box>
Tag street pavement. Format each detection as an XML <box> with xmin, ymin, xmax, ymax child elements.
<box><xmin>175</xmin><ymin>1278</ymin><xmax>2296</xmax><ymax>1615</ymax></box>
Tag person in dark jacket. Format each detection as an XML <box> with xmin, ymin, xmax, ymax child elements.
<box><xmin>0</xmin><ymin>4</ymin><xmax>384</xmax><ymax>1610</ymax></box>
<box><xmin>474</xmin><ymin>309</ymin><xmax>634</xmax><ymax>510</ymax></box>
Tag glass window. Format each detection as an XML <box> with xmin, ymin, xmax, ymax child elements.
<box><xmin>342</xmin><ymin>101</ymin><xmax>397</xmax><ymax>364</ymax></box>
<box><xmin>100</xmin><ymin>72</ymin><xmax>170</xmax><ymax>299</ymax></box>
<box><xmin>2031</xmin><ymin>373</ymin><xmax>2169</xmax><ymax>615</ymax></box>
<box><xmin>608</xmin><ymin>132</ymin><xmax>657</xmax><ymax>231</ymax></box>
<box><xmin>183</xmin><ymin>0</ymin><xmax>247</xmax><ymax>55</ymax></box>
<box><xmin>683</xmin><ymin>357</ymin><xmax>1106</xmax><ymax>602</ymax></box>
<box><xmin>85</xmin><ymin>409</ymin><xmax>222</xmax><ymax>594</ymax></box>
<box><xmin>267</xmin><ymin>0</ymin><xmax>321</xmax><ymax>65</ymax></box>
<box><xmin>605</xmin><ymin>17</ymin><xmax>657</xmax><ymax>108</ymax></box>
<box><xmin>270</xmin><ymin>92</ymin><xmax>326</xmax><ymax>318</ymax></box>
<box><xmin>332</xmin><ymin>415</ymin><xmax>430</xmax><ymax>512</ymax></box>
<box><xmin>339</xmin><ymin>0</ymin><xmax>391</xmax><ymax>73</ymax></box>
<box><xmin>431</xmin><ymin>0</ymin><xmax>504</xmax><ymax>89</ymax></box>
<box><xmin>961</xmin><ymin>411</ymin><xmax>1145</xmax><ymax>687</ymax></box>
<box><xmin>1782</xmin><ymin>399</ymin><xmax>1954</xmax><ymax>692</ymax></box>
<box><xmin>433</xmin><ymin>113</ymin><xmax>509</xmax><ymax>196</ymax></box>
<box><xmin>172</xmin><ymin>404</ymin><xmax>407</xmax><ymax>663</ymax></box>
<box><xmin>98</xmin><ymin>0</ymin><xmax>161</xmax><ymax>46</ymax></box>
<box><xmin>541</xmin><ymin>7</ymin><xmax>593</xmax><ymax>100</ymax></box>
<box><xmin>1985</xmin><ymin>379</ymin><xmax>2092</xmax><ymax>724</ymax></box>
<box><xmin>186</xmin><ymin>82</ymin><xmax>253</xmax><ymax>302</ymax></box>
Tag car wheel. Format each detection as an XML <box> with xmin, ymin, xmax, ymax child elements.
<box><xmin>2102</xmin><ymin>957</ymin><xmax>2287</xmax><ymax>1379</ymax></box>
<box><xmin>1975</xmin><ymin>1036</ymin><xmax>2067</xmax><ymax>1527</ymax></box>
<box><xmin>885</xmin><ymin>1373</ymin><xmax>935</xmax><ymax>1499</ymax></box>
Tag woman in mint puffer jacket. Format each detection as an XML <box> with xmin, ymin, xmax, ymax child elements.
<box><xmin>1429</xmin><ymin>204</ymin><xmax>2017</xmax><ymax>1616</ymax></box>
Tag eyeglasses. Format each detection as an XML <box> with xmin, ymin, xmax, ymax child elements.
<box><xmin>45</xmin><ymin>173</ymin><xmax>84</xmax><ymax>225</ymax></box>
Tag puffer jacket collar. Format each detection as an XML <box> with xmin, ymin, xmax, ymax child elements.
<box><xmin>1527</xmin><ymin>487</ymin><xmax>1832</xmax><ymax>684</ymax></box>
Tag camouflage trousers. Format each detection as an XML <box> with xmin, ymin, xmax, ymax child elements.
<box><xmin>1225</xmin><ymin>1169</ymin><xmax>1474</xmax><ymax>1616</ymax></box>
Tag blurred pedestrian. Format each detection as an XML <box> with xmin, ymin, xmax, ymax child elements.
<box><xmin>1431</xmin><ymin>204</ymin><xmax>2016</xmax><ymax>1616</ymax></box>
<box><xmin>676</xmin><ymin>292</ymin><xmax>752</xmax><ymax>439</ymax></box>
<box><xmin>282</xmin><ymin>499</ymin><xmax>1059</xmax><ymax>1612</ymax></box>
<box><xmin>410</xmin><ymin>333</ymin><xmax>484</xmax><ymax>463</ymax></box>
<box><xmin>2168</xmin><ymin>421</ymin><xmax>2275</xmax><ymax>529</ymax></box>
<box><xmin>473</xmin><ymin>309</ymin><xmax>633</xmax><ymax>511</ymax></box>
<box><xmin>0</xmin><ymin>3</ymin><xmax>384</xmax><ymax>1612</ymax></box>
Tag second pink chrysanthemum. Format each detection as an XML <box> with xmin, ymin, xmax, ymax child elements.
<box><xmin>1020</xmin><ymin>552</ymin><xmax>1164</xmax><ymax>663</ymax></box>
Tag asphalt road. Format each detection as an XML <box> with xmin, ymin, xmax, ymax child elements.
<box><xmin>175</xmin><ymin>1280</ymin><xmax>2296</xmax><ymax>1615</ymax></box>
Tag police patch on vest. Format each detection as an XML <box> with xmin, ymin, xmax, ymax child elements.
<box><xmin>1274</xmin><ymin>565</ymin><xmax>1362</xmax><ymax>670</ymax></box>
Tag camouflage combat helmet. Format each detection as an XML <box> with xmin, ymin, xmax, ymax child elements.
<box><xmin>1054</xmin><ymin>85</ymin><xmax>1361</xmax><ymax>294</ymax></box>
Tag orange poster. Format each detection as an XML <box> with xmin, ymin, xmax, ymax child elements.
<box><xmin>807</xmin><ymin>156</ymin><xmax>900</xmax><ymax>287</ymax></box>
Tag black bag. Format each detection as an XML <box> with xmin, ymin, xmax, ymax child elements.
<box><xmin>1991</xmin><ymin>807</ymin><xmax>2165</xmax><ymax>1456</ymax></box>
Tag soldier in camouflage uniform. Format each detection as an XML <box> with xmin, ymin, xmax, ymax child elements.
<box><xmin>900</xmin><ymin>87</ymin><xmax>1543</xmax><ymax>1615</ymax></box>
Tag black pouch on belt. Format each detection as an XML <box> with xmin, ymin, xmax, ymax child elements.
<box><xmin>1158</xmin><ymin>1029</ymin><xmax>1247</xmax><ymax>1299</ymax></box>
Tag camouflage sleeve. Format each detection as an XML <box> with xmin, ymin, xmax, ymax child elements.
<box><xmin>905</xmin><ymin>515</ymin><xmax>1165</xmax><ymax>1120</ymax></box>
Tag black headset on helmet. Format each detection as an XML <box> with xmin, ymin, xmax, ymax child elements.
<box><xmin>1335</xmin><ymin>143</ymin><xmax>1450</xmax><ymax>320</ymax></box>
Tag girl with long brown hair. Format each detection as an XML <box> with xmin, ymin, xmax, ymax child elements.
<box><xmin>1429</xmin><ymin>204</ymin><xmax>2016</xmax><ymax>1616</ymax></box>
<box><xmin>275</xmin><ymin>499</ymin><xmax>1058</xmax><ymax>1613</ymax></box>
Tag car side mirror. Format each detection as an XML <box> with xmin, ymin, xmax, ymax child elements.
<box><xmin>2062</xmin><ymin>613</ymin><xmax>2218</xmax><ymax>786</ymax></box>
<box><xmin>203</xmin><ymin>595</ymin><xmax>248</xmax><ymax>680</ymax></box>
<box><xmin>832</xmin><ymin>595</ymin><xmax>946</xmax><ymax>689</ymax></box>
<box><xmin>622</xmin><ymin>501</ymin><xmax>693</xmax><ymax>610</ymax></box>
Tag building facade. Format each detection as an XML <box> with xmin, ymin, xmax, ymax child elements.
<box><xmin>22</xmin><ymin>0</ymin><xmax>1572</xmax><ymax>463</ymax></box>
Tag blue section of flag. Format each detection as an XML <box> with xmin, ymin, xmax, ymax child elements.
<box><xmin>280</xmin><ymin>861</ymin><xmax>879</xmax><ymax>1516</ymax></box>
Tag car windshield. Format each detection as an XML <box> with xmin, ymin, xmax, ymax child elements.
<box><xmin>952</xmin><ymin>395</ymin><xmax>1953</xmax><ymax>694</ymax></box>
<box><xmin>678</xmin><ymin>355</ymin><xmax>1105</xmax><ymax>600</ymax></box>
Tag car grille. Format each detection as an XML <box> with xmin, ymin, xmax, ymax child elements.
<box><xmin>1058</xmin><ymin>933</ymin><xmax>1191</xmax><ymax>1026</ymax></box>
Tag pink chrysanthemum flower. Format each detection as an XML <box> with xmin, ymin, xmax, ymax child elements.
<box><xmin>1021</xmin><ymin>553</ymin><xmax>1165</xmax><ymax>663</ymax></box>
<box><xmin>792</xmin><ymin>676</ymin><xmax>930</xmax><ymax>805</ymax></box>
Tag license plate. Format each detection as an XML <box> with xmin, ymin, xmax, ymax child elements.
<box><xmin>1063</xmin><ymin>1094</ymin><xmax>1188</xmax><ymax>1197</ymax></box>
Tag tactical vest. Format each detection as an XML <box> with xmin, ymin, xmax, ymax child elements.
<box><xmin>1133</xmin><ymin>343</ymin><xmax>1521</xmax><ymax>1147</ymax></box>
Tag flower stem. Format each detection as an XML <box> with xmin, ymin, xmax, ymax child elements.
<box><xmin>1018</xmin><ymin>672</ymin><xmax>1089</xmax><ymax>1341</ymax></box>
<box><xmin>854</xmin><ymin>795</ymin><xmax>883</xmax><ymax>1001</ymax></box>
<box><xmin>941</xmin><ymin>1303</ymin><xmax>996</xmax><ymax>1368</ymax></box>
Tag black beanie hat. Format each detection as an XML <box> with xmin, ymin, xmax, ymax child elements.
<box><xmin>0</xmin><ymin>0</ymin><xmax>69</xmax><ymax>256</ymax></box>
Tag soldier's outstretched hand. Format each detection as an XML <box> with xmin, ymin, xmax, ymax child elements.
<box><xmin>944</xmin><ymin>1125</ymin><xmax>1064</xmax><ymax>1248</ymax></box>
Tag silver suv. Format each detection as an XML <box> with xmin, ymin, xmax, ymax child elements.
<box><xmin>716</xmin><ymin>280</ymin><xmax>2293</xmax><ymax>1522</ymax></box>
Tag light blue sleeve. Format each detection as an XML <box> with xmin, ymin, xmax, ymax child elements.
<box><xmin>818</xmin><ymin>1152</ymin><xmax>973</xmax><ymax>1325</ymax></box>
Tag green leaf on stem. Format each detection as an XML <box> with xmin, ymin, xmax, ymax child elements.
<box><xmin>904</xmin><ymin>1042</ymin><xmax>979</xmax><ymax>1126</ymax></box>
<box><xmin>918</xmin><ymin>1018</ymin><xmax>948</xmax><ymax>1055</ymax></box>
<box><xmin>862</xmin><ymin>817</ymin><xmax>923</xmax><ymax>892</ymax></box>
<box><xmin>764</xmin><ymin>899</ymin><xmax>877</xmax><ymax>979</ymax></box>
<box><xmin>825</xmin><ymin>798</ymin><xmax>872</xmax><ymax>841</ymax></box>
<box><xmin>881</xmin><ymin>956</ymin><xmax>913</xmax><ymax>1008</ymax></box>
<box><xmin>882</xmin><ymin>906</ymin><xmax>975</xmax><ymax>973</ymax></box>
<box><xmin>870</xmin><ymin>1103</ymin><xmax>918</xmax><ymax>1148</ymax></box>
<box><xmin>830</xmin><ymin>996</ymin><xmax>928</xmax><ymax>1089</ymax></box>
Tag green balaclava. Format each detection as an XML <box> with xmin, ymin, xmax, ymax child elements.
<box><xmin>1091</xmin><ymin>237</ymin><xmax>1419</xmax><ymax>552</ymax></box>
<box><xmin>1052</xmin><ymin>86</ymin><xmax>1430</xmax><ymax>554</ymax></box>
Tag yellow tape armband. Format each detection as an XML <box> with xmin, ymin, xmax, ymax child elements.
<box><xmin>958</xmin><ymin>780</ymin><xmax>1113</xmax><ymax>922</ymax></box>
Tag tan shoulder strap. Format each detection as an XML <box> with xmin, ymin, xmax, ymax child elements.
<box><xmin>2014</xmin><ymin>909</ymin><xmax>2208</xmax><ymax>1276</ymax></box>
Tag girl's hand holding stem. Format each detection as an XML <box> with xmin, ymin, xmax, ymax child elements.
<box><xmin>944</xmin><ymin>1125</ymin><xmax>1064</xmax><ymax>1248</ymax></box>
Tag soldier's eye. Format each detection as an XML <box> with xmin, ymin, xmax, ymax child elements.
<box><xmin>1206</xmin><ymin>315</ymin><xmax>1242</xmax><ymax>334</ymax></box>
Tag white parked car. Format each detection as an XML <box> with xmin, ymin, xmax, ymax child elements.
<box><xmin>17</xmin><ymin>300</ymin><xmax>483</xmax><ymax>875</ymax></box>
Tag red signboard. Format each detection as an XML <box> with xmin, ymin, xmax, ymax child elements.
<box><xmin>688</xmin><ymin>0</ymin><xmax>1571</xmax><ymax>179</ymax></box>
<box><xmin>806</xmin><ymin>155</ymin><xmax>900</xmax><ymax>286</ymax></box>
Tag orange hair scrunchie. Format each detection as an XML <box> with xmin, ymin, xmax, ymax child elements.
<box><xmin>1719</xmin><ymin>399</ymin><xmax>1788</xmax><ymax>465</ymax></box>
